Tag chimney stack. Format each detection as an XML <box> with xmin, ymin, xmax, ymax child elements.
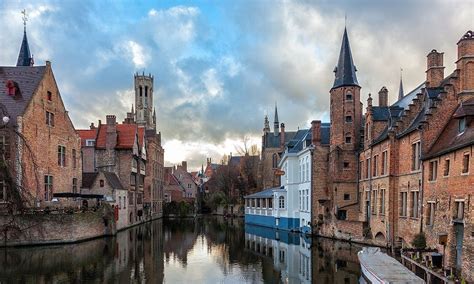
<box><xmin>426</xmin><ymin>49</ymin><xmax>444</xmax><ymax>88</ymax></box>
<box><xmin>90</xmin><ymin>122</ymin><xmax>95</xmax><ymax>129</ymax></box>
<box><xmin>378</xmin><ymin>87</ymin><xmax>388</xmax><ymax>107</ymax></box>
<box><xmin>182</xmin><ymin>161</ymin><xmax>188</xmax><ymax>172</ymax></box>
<box><xmin>311</xmin><ymin>120</ymin><xmax>321</xmax><ymax>146</ymax></box>
<box><xmin>105</xmin><ymin>115</ymin><xmax>117</xmax><ymax>149</ymax></box>
<box><xmin>457</xmin><ymin>31</ymin><xmax>474</xmax><ymax>95</ymax></box>
<box><xmin>280</xmin><ymin>123</ymin><xmax>286</xmax><ymax>147</ymax></box>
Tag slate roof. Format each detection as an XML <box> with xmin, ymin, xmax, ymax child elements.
<box><xmin>0</xmin><ymin>66</ymin><xmax>46</xmax><ymax>125</ymax></box>
<box><xmin>77</xmin><ymin>129</ymin><xmax>98</xmax><ymax>146</ymax></box>
<box><xmin>229</xmin><ymin>156</ymin><xmax>242</xmax><ymax>167</ymax></box>
<box><xmin>263</xmin><ymin>131</ymin><xmax>298</xmax><ymax>148</ymax></box>
<box><xmin>244</xmin><ymin>187</ymin><xmax>276</xmax><ymax>199</ymax></box>
<box><xmin>17</xmin><ymin>30</ymin><xmax>33</xmax><ymax>67</ymax></box>
<box><xmin>81</xmin><ymin>172</ymin><xmax>124</xmax><ymax>189</ymax></box>
<box><xmin>425</xmin><ymin>99</ymin><xmax>474</xmax><ymax>159</ymax></box>
<box><xmin>392</xmin><ymin>82</ymin><xmax>425</xmax><ymax>110</ymax></box>
<box><xmin>371</xmin><ymin>107</ymin><xmax>390</xmax><ymax>121</ymax></box>
<box><xmin>332</xmin><ymin>28</ymin><xmax>359</xmax><ymax>89</ymax></box>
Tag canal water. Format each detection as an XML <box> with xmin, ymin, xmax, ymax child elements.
<box><xmin>0</xmin><ymin>217</ymin><xmax>362</xmax><ymax>283</ymax></box>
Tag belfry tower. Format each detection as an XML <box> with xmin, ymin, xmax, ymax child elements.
<box><xmin>134</xmin><ymin>72</ymin><xmax>156</xmax><ymax>130</ymax></box>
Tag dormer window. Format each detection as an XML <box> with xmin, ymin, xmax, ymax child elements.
<box><xmin>459</xmin><ymin>117</ymin><xmax>466</xmax><ymax>133</ymax></box>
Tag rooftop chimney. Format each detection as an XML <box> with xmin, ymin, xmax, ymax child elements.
<box><xmin>457</xmin><ymin>31</ymin><xmax>474</xmax><ymax>94</ymax></box>
<box><xmin>426</xmin><ymin>49</ymin><xmax>444</xmax><ymax>88</ymax></box>
<box><xmin>378</xmin><ymin>87</ymin><xmax>388</xmax><ymax>107</ymax></box>
<box><xmin>280</xmin><ymin>123</ymin><xmax>286</xmax><ymax>147</ymax></box>
<box><xmin>311</xmin><ymin>120</ymin><xmax>321</xmax><ymax>146</ymax></box>
<box><xmin>90</xmin><ymin>122</ymin><xmax>95</xmax><ymax>129</ymax></box>
<box><xmin>105</xmin><ymin>115</ymin><xmax>117</xmax><ymax>149</ymax></box>
<box><xmin>182</xmin><ymin>161</ymin><xmax>188</xmax><ymax>172</ymax></box>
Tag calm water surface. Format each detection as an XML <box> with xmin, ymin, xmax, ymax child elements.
<box><xmin>0</xmin><ymin>217</ymin><xmax>361</xmax><ymax>283</ymax></box>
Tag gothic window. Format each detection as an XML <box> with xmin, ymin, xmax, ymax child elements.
<box><xmin>272</xmin><ymin>153</ymin><xmax>278</xmax><ymax>168</ymax></box>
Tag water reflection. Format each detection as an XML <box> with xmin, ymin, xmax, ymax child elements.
<box><xmin>0</xmin><ymin>217</ymin><xmax>362</xmax><ymax>283</ymax></box>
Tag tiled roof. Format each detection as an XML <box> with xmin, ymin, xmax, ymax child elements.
<box><xmin>77</xmin><ymin>129</ymin><xmax>98</xmax><ymax>146</ymax></box>
<box><xmin>0</xmin><ymin>66</ymin><xmax>46</xmax><ymax>125</ymax></box>
<box><xmin>371</xmin><ymin>107</ymin><xmax>390</xmax><ymax>121</ymax></box>
<box><xmin>96</xmin><ymin>123</ymin><xmax>138</xmax><ymax>149</ymax></box>
<box><xmin>392</xmin><ymin>82</ymin><xmax>425</xmax><ymax>110</ymax></box>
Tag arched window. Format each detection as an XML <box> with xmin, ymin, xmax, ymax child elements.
<box><xmin>139</xmin><ymin>86</ymin><xmax>143</xmax><ymax>97</ymax></box>
<box><xmin>279</xmin><ymin>196</ymin><xmax>285</xmax><ymax>209</ymax></box>
<box><xmin>272</xmin><ymin>153</ymin><xmax>278</xmax><ymax>168</ymax></box>
<box><xmin>345</xmin><ymin>133</ymin><xmax>352</xmax><ymax>144</ymax></box>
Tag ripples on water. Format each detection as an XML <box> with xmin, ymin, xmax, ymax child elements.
<box><xmin>0</xmin><ymin>217</ymin><xmax>362</xmax><ymax>283</ymax></box>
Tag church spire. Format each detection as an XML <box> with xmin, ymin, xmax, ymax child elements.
<box><xmin>398</xmin><ymin>69</ymin><xmax>404</xmax><ymax>100</ymax></box>
<box><xmin>332</xmin><ymin>27</ymin><xmax>358</xmax><ymax>89</ymax></box>
<box><xmin>263</xmin><ymin>114</ymin><xmax>270</xmax><ymax>133</ymax></box>
<box><xmin>273</xmin><ymin>102</ymin><xmax>279</xmax><ymax>136</ymax></box>
<box><xmin>17</xmin><ymin>9</ymin><xmax>33</xmax><ymax>67</ymax></box>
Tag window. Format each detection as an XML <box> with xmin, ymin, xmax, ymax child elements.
<box><xmin>372</xmin><ymin>190</ymin><xmax>378</xmax><ymax>215</ymax></box>
<box><xmin>0</xmin><ymin>180</ymin><xmax>8</xmax><ymax>201</ymax></box>
<box><xmin>411</xmin><ymin>141</ymin><xmax>421</xmax><ymax>170</ymax></box>
<box><xmin>100</xmin><ymin>179</ymin><xmax>104</xmax><ymax>187</ymax></box>
<box><xmin>373</xmin><ymin>155</ymin><xmax>378</xmax><ymax>177</ymax></box>
<box><xmin>366</xmin><ymin>158</ymin><xmax>371</xmax><ymax>179</ymax></box>
<box><xmin>429</xmin><ymin>160</ymin><xmax>438</xmax><ymax>181</ymax></box>
<box><xmin>85</xmin><ymin>139</ymin><xmax>95</xmax><ymax>146</ymax></box>
<box><xmin>72</xmin><ymin>149</ymin><xmax>77</xmax><ymax>169</ymax></box>
<box><xmin>137</xmin><ymin>193</ymin><xmax>143</xmax><ymax>204</ymax></box>
<box><xmin>344</xmin><ymin>193</ymin><xmax>350</xmax><ymax>200</ymax></box>
<box><xmin>426</xmin><ymin>202</ymin><xmax>435</xmax><ymax>225</ymax></box>
<box><xmin>345</xmin><ymin>115</ymin><xmax>353</xmax><ymax>123</ymax></box>
<box><xmin>119</xmin><ymin>196</ymin><xmax>122</xmax><ymax>209</ymax></box>
<box><xmin>44</xmin><ymin>175</ymin><xmax>53</xmax><ymax>201</ymax></box>
<box><xmin>443</xmin><ymin>159</ymin><xmax>450</xmax><ymax>176</ymax></box>
<box><xmin>257</xmin><ymin>198</ymin><xmax>261</xmax><ymax>208</ymax></box>
<box><xmin>47</xmin><ymin>91</ymin><xmax>52</xmax><ymax>101</ymax></box>
<box><xmin>72</xmin><ymin>178</ymin><xmax>77</xmax><ymax>193</ymax></box>
<box><xmin>454</xmin><ymin>201</ymin><xmax>465</xmax><ymax>220</ymax></box>
<box><xmin>343</xmin><ymin>161</ymin><xmax>349</xmax><ymax>169</ymax></box>
<box><xmin>268</xmin><ymin>198</ymin><xmax>273</xmax><ymax>208</ymax></box>
<box><xmin>128</xmin><ymin>192</ymin><xmax>134</xmax><ymax>205</ymax></box>
<box><xmin>187</xmin><ymin>184</ymin><xmax>191</xmax><ymax>188</ymax></box>
<box><xmin>46</xmin><ymin>111</ymin><xmax>54</xmax><ymax>126</ymax></box>
<box><xmin>278</xmin><ymin>196</ymin><xmax>285</xmax><ymax>209</ymax></box>
<box><xmin>400</xmin><ymin>192</ymin><xmax>408</xmax><ymax>217</ymax></box>
<box><xmin>459</xmin><ymin>117</ymin><xmax>466</xmax><ymax>133</ymax></box>
<box><xmin>272</xmin><ymin>154</ymin><xmax>278</xmax><ymax>169</ymax></box>
<box><xmin>337</xmin><ymin>210</ymin><xmax>347</xmax><ymax>220</ymax></box>
<box><xmin>299</xmin><ymin>190</ymin><xmax>303</xmax><ymax>210</ymax></box>
<box><xmin>345</xmin><ymin>135</ymin><xmax>352</xmax><ymax>144</ymax></box>
<box><xmin>462</xmin><ymin>153</ymin><xmax>470</xmax><ymax>174</ymax></box>
<box><xmin>305</xmin><ymin>189</ymin><xmax>309</xmax><ymax>211</ymax></box>
<box><xmin>346</xmin><ymin>92</ymin><xmax>353</xmax><ymax>101</ymax></box>
<box><xmin>410</xmin><ymin>191</ymin><xmax>419</xmax><ymax>218</ymax></box>
<box><xmin>380</xmin><ymin>189</ymin><xmax>385</xmax><ymax>215</ymax></box>
<box><xmin>58</xmin><ymin>146</ymin><xmax>66</xmax><ymax>167</ymax></box>
<box><xmin>124</xmin><ymin>196</ymin><xmax>126</xmax><ymax>208</ymax></box>
<box><xmin>279</xmin><ymin>250</ymin><xmax>285</xmax><ymax>263</ymax></box>
<box><xmin>381</xmin><ymin>151</ymin><xmax>388</xmax><ymax>175</ymax></box>
<box><xmin>359</xmin><ymin>161</ymin><xmax>364</xmax><ymax>179</ymax></box>
<box><xmin>0</xmin><ymin>135</ymin><xmax>10</xmax><ymax>159</ymax></box>
<box><xmin>130</xmin><ymin>174</ymin><xmax>136</xmax><ymax>186</ymax></box>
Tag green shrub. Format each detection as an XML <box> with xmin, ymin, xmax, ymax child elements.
<box><xmin>411</xmin><ymin>232</ymin><xmax>427</xmax><ymax>249</ymax></box>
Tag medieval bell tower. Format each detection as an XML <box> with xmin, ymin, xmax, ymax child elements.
<box><xmin>134</xmin><ymin>72</ymin><xmax>156</xmax><ymax>129</ymax></box>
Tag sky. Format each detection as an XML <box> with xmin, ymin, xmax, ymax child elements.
<box><xmin>1</xmin><ymin>0</ymin><xmax>473</xmax><ymax>171</ymax></box>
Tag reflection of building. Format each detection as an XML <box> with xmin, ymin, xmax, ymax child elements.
<box><xmin>245</xmin><ymin>225</ymin><xmax>312</xmax><ymax>283</ymax></box>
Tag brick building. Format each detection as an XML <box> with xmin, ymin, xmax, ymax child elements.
<box><xmin>163</xmin><ymin>162</ymin><xmax>197</xmax><ymax>203</ymax></box>
<box><xmin>260</xmin><ymin>105</ymin><xmax>297</xmax><ymax>189</ymax></box>
<box><xmin>310</xmin><ymin>27</ymin><xmax>474</xmax><ymax>281</ymax></box>
<box><xmin>0</xmin><ymin>26</ymin><xmax>81</xmax><ymax>208</ymax></box>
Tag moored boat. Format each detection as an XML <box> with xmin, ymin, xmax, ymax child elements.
<box><xmin>358</xmin><ymin>247</ymin><xmax>425</xmax><ymax>284</ymax></box>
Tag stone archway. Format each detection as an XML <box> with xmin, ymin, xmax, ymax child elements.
<box><xmin>375</xmin><ymin>232</ymin><xmax>386</xmax><ymax>242</ymax></box>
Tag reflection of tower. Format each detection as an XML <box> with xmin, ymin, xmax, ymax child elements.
<box><xmin>134</xmin><ymin>73</ymin><xmax>156</xmax><ymax>129</ymax></box>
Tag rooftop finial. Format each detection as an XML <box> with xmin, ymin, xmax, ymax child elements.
<box><xmin>344</xmin><ymin>13</ymin><xmax>347</xmax><ymax>28</ymax></box>
<box><xmin>21</xmin><ymin>9</ymin><xmax>28</xmax><ymax>30</ymax></box>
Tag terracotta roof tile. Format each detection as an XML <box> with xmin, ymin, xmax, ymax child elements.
<box><xmin>95</xmin><ymin>123</ymin><xmax>138</xmax><ymax>149</ymax></box>
<box><xmin>77</xmin><ymin>129</ymin><xmax>98</xmax><ymax>147</ymax></box>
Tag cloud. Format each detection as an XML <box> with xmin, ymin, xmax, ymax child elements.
<box><xmin>1</xmin><ymin>0</ymin><xmax>473</xmax><ymax>170</ymax></box>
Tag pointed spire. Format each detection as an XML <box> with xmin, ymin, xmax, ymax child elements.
<box><xmin>263</xmin><ymin>114</ymin><xmax>270</xmax><ymax>133</ymax></box>
<box><xmin>131</xmin><ymin>104</ymin><xmax>134</xmax><ymax>113</ymax></box>
<box><xmin>332</xmin><ymin>27</ymin><xmax>359</xmax><ymax>89</ymax></box>
<box><xmin>17</xmin><ymin>9</ymin><xmax>33</xmax><ymax>67</ymax></box>
<box><xmin>274</xmin><ymin>102</ymin><xmax>279</xmax><ymax>136</ymax></box>
<box><xmin>398</xmin><ymin>69</ymin><xmax>404</xmax><ymax>100</ymax></box>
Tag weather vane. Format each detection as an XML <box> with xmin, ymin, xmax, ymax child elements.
<box><xmin>21</xmin><ymin>9</ymin><xmax>28</xmax><ymax>29</ymax></box>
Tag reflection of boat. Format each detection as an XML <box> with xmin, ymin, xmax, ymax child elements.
<box><xmin>358</xmin><ymin>247</ymin><xmax>424</xmax><ymax>284</ymax></box>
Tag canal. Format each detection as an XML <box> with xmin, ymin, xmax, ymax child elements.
<box><xmin>0</xmin><ymin>217</ymin><xmax>362</xmax><ymax>283</ymax></box>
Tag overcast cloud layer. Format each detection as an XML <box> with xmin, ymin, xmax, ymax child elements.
<box><xmin>1</xmin><ymin>0</ymin><xmax>473</xmax><ymax>170</ymax></box>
